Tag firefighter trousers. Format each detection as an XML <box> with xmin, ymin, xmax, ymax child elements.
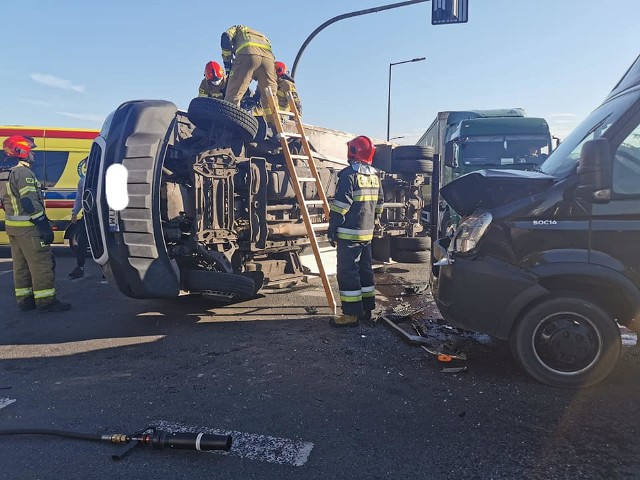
<box><xmin>9</xmin><ymin>229</ymin><xmax>56</xmax><ymax>307</ymax></box>
<box><xmin>336</xmin><ymin>240</ymin><xmax>376</xmax><ymax>316</ymax></box>
<box><xmin>224</xmin><ymin>54</ymin><xmax>277</xmax><ymax>113</ymax></box>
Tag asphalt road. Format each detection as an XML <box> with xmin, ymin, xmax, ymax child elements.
<box><xmin>1</xmin><ymin>247</ymin><xmax>639</xmax><ymax>480</ymax></box>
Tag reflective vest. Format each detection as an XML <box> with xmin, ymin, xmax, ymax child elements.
<box><xmin>198</xmin><ymin>77</ymin><xmax>227</xmax><ymax>99</ymax></box>
<box><xmin>0</xmin><ymin>161</ymin><xmax>46</xmax><ymax>232</ymax></box>
<box><xmin>329</xmin><ymin>163</ymin><xmax>384</xmax><ymax>242</ymax></box>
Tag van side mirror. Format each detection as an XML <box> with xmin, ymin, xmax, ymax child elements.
<box><xmin>576</xmin><ymin>138</ymin><xmax>612</xmax><ymax>203</ymax></box>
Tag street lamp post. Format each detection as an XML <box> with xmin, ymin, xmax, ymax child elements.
<box><xmin>387</xmin><ymin>57</ymin><xmax>426</xmax><ymax>141</ymax></box>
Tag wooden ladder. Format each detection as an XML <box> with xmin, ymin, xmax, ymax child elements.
<box><xmin>263</xmin><ymin>87</ymin><xmax>336</xmax><ymax>315</ymax></box>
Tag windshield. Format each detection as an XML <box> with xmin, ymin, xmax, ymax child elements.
<box><xmin>541</xmin><ymin>88</ymin><xmax>640</xmax><ymax>178</ymax></box>
<box><xmin>456</xmin><ymin>134</ymin><xmax>551</xmax><ymax>167</ymax></box>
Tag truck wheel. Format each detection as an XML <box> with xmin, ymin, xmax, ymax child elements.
<box><xmin>187</xmin><ymin>97</ymin><xmax>258</xmax><ymax>142</ymax></box>
<box><xmin>393</xmin><ymin>145</ymin><xmax>434</xmax><ymax>161</ymax></box>
<box><xmin>510</xmin><ymin>296</ymin><xmax>621</xmax><ymax>388</ymax></box>
<box><xmin>391</xmin><ymin>249</ymin><xmax>431</xmax><ymax>264</ymax></box>
<box><xmin>182</xmin><ymin>269</ymin><xmax>256</xmax><ymax>302</ymax></box>
<box><xmin>392</xmin><ymin>236</ymin><xmax>432</xmax><ymax>252</ymax></box>
<box><xmin>391</xmin><ymin>146</ymin><xmax>434</xmax><ymax>174</ymax></box>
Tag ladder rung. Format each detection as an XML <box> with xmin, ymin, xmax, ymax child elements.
<box><xmin>304</xmin><ymin>200</ymin><xmax>325</xmax><ymax>206</ymax></box>
<box><xmin>277</xmin><ymin>110</ymin><xmax>296</xmax><ymax>117</ymax></box>
<box><xmin>290</xmin><ymin>154</ymin><xmax>310</xmax><ymax>160</ymax></box>
<box><xmin>312</xmin><ymin>223</ymin><xmax>329</xmax><ymax>230</ymax></box>
<box><xmin>297</xmin><ymin>177</ymin><xmax>316</xmax><ymax>183</ymax></box>
<box><xmin>277</xmin><ymin>132</ymin><xmax>303</xmax><ymax>139</ymax></box>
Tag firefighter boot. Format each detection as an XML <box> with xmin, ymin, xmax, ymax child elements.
<box><xmin>37</xmin><ymin>299</ymin><xmax>72</xmax><ymax>313</ymax></box>
<box><xmin>329</xmin><ymin>314</ymin><xmax>359</xmax><ymax>328</ymax></box>
<box><xmin>18</xmin><ymin>296</ymin><xmax>36</xmax><ymax>312</ymax></box>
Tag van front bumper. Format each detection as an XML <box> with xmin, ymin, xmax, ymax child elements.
<box><xmin>432</xmin><ymin>239</ymin><xmax>547</xmax><ymax>339</ymax></box>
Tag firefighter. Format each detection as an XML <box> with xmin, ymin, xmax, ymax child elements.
<box><xmin>327</xmin><ymin>136</ymin><xmax>383</xmax><ymax>327</ymax></box>
<box><xmin>221</xmin><ymin>25</ymin><xmax>277</xmax><ymax>114</ymax></box>
<box><xmin>0</xmin><ymin>135</ymin><xmax>71</xmax><ymax>312</ymax></box>
<box><xmin>198</xmin><ymin>61</ymin><xmax>227</xmax><ymax>99</ymax></box>
<box><xmin>275</xmin><ymin>61</ymin><xmax>302</xmax><ymax>115</ymax></box>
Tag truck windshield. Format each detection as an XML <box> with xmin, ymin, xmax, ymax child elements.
<box><xmin>457</xmin><ymin>134</ymin><xmax>550</xmax><ymax>167</ymax></box>
<box><xmin>541</xmin><ymin>89</ymin><xmax>640</xmax><ymax>178</ymax></box>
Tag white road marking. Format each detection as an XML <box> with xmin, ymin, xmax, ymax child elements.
<box><xmin>154</xmin><ymin>420</ymin><xmax>314</xmax><ymax>467</ymax></box>
<box><xmin>0</xmin><ymin>398</ymin><xmax>16</xmax><ymax>410</ymax></box>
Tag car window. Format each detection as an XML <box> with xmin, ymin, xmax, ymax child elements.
<box><xmin>613</xmin><ymin>123</ymin><xmax>640</xmax><ymax>195</ymax></box>
<box><xmin>42</xmin><ymin>151</ymin><xmax>70</xmax><ymax>188</ymax></box>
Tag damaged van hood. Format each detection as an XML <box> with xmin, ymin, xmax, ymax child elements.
<box><xmin>440</xmin><ymin>169</ymin><xmax>555</xmax><ymax>217</ymax></box>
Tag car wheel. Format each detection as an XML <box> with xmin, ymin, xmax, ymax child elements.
<box><xmin>391</xmin><ymin>249</ymin><xmax>431</xmax><ymax>264</ymax></box>
<box><xmin>187</xmin><ymin>97</ymin><xmax>258</xmax><ymax>142</ymax></box>
<box><xmin>182</xmin><ymin>269</ymin><xmax>256</xmax><ymax>303</ymax></box>
<box><xmin>510</xmin><ymin>295</ymin><xmax>621</xmax><ymax>388</ymax></box>
<box><xmin>391</xmin><ymin>236</ymin><xmax>432</xmax><ymax>252</ymax></box>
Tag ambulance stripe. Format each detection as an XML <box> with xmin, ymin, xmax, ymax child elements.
<box><xmin>0</xmin><ymin>128</ymin><xmax>99</xmax><ymax>140</ymax></box>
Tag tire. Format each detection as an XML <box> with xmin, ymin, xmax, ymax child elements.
<box><xmin>510</xmin><ymin>296</ymin><xmax>621</xmax><ymax>388</ymax></box>
<box><xmin>392</xmin><ymin>159</ymin><xmax>434</xmax><ymax>174</ymax></box>
<box><xmin>392</xmin><ymin>236</ymin><xmax>432</xmax><ymax>252</ymax></box>
<box><xmin>393</xmin><ymin>145</ymin><xmax>434</xmax><ymax>161</ymax></box>
<box><xmin>182</xmin><ymin>269</ymin><xmax>256</xmax><ymax>302</ymax></box>
<box><xmin>391</xmin><ymin>249</ymin><xmax>431</xmax><ymax>264</ymax></box>
<box><xmin>371</xmin><ymin>236</ymin><xmax>390</xmax><ymax>262</ymax></box>
<box><xmin>187</xmin><ymin>97</ymin><xmax>258</xmax><ymax>142</ymax></box>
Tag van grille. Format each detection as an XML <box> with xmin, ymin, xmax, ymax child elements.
<box><xmin>84</xmin><ymin>142</ymin><xmax>105</xmax><ymax>260</ymax></box>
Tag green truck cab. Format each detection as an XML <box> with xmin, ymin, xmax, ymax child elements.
<box><xmin>417</xmin><ymin>109</ymin><xmax>553</xmax><ymax>234</ymax></box>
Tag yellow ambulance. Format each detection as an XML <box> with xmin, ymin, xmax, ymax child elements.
<box><xmin>0</xmin><ymin>126</ymin><xmax>99</xmax><ymax>246</ymax></box>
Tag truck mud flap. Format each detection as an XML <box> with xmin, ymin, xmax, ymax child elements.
<box><xmin>104</xmin><ymin>100</ymin><xmax>180</xmax><ymax>298</ymax></box>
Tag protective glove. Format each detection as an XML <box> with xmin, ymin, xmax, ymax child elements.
<box><xmin>327</xmin><ymin>227</ymin><xmax>337</xmax><ymax>248</ymax></box>
<box><xmin>32</xmin><ymin>215</ymin><xmax>54</xmax><ymax>245</ymax></box>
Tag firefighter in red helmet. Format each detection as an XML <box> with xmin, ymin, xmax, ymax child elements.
<box><xmin>327</xmin><ymin>136</ymin><xmax>384</xmax><ymax>327</ymax></box>
<box><xmin>198</xmin><ymin>61</ymin><xmax>227</xmax><ymax>99</ymax></box>
<box><xmin>274</xmin><ymin>61</ymin><xmax>302</xmax><ymax>115</ymax></box>
<box><xmin>0</xmin><ymin>135</ymin><xmax>71</xmax><ymax>312</ymax></box>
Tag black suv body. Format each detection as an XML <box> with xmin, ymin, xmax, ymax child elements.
<box><xmin>433</xmin><ymin>55</ymin><xmax>640</xmax><ymax>387</ymax></box>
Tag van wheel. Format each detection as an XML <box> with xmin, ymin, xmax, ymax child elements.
<box><xmin>510</xmin><ymin>296</ymin><xmax>621</xmax><ymax>388</ymax></box>
<box><xmin>182</xmin><ymin>269</ymin><xmax>256</xmax><ymax>303</ymax></box>
<box><xmin>187</xmin><ymin>97</ymin><xmax>258</xmax><ymax>142</ymax></box>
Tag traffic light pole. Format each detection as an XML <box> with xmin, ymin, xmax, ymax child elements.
<box><xmin>290</xmin><ymin>0</ymin><xmax>429</xmax><ymax>79</ymax></box>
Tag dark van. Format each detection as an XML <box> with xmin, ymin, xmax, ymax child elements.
<box><xmin>432</xmin><ymin>54</ymin><xmax>640</xmax><ymax>388</ymax></box>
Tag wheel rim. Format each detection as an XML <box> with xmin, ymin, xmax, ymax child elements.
<box><xmin>532</xmin><ymin>311</ymin><xmax>602</xmax><ymax>375</ymax></box>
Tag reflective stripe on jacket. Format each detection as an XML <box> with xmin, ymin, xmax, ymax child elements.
<box><xmin>0</xmin><ymin>161</ymin><xmax>46</xmax><ymax>228</ymax></box>
<box><xmin>221</xmin><ymin>25</ymin><xmax>273</xmax><ymax>65</ymax></box>
<box><xmin>277</xmin><ymin>74</ymin><xmax>302</xmax><ymax>114</ymax></box>
<box><xmin>329</xmin><ymin>163</ymin><xmax>384</xmax><ymax>242</ymax></box>
<box><xmin>198</xmin><ymin>78</ymin><xmax>227</xmax><ymax>99</ymax></box>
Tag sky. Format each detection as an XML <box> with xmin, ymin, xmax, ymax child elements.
<box><xmin>1</xmin><ymin>0</ymin><xmax>639</xmax><ymax>144</ymax></box>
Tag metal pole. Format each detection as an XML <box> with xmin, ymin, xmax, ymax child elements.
<box><xmin>386</xmin><ymin>57</ymin><xmax>426</xmax><ymax>142</ymax></box>
<box><xmin>387</xmin><ymin>63</ymin><xmax>392</xmax><ymax>141</ymax></box>
<box><xmin>291</xmin><ymin>0</ymin><xmax>429</xmax><ymax>79</ymax></box>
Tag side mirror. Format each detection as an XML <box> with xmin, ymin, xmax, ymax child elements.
<box><xmin>576</xmin><ymin>138</ymin><xmax>612</xmax><ymax>203</ymax></box>
<box><xmin>444</xmin><ymin>141</ymin><xmax>457</xmax><ymax>168</ymax></box>
<box><xmin>432</xmin><ymin>0</ymin><xmax>469</xmax><ymax>25</ymax></box>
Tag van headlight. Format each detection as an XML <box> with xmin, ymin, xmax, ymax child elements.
<box><xmin>452</xmin><ymin>211</ymin><xmax>492</xmax><ymax>253</ymax></box>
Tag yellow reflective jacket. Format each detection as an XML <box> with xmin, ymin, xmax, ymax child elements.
<box><xmin>198</xmin><ymin>77</ymin><xmax>227</xmax><ymax>99</ymax></box>
<box><xmin>221</xmin><ymin>25</ymin><xmax>274</xmax><ymax>65</ymax></box>
<box><xmin>277</xmin><ymin>75</ymin><xmax>302</xmax><ymax>115</ymax></box>
<box><xmin>0</xmin><ymin>160</ymin><xmax>46</xmax><ymax>232</ymax></box>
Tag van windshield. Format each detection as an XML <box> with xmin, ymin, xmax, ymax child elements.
<box><xmin>541</xmin><ymin>89</ymin><xmax>640</xmax><ymax>178</ymax></box>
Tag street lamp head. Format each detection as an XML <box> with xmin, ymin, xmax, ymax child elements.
<box><xmin>411</xmin><ymin>57</ymin><xmax>426</xmax><ymax>62</ymax></box>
